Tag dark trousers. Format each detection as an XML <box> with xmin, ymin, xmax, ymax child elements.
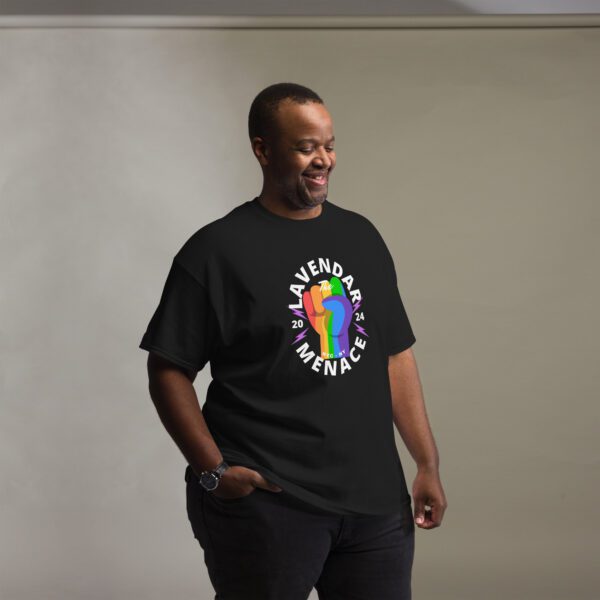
<box><xmin>185</xmin><ymin>466</ymin><xmax>415</xmax><ymax>600</ymax></box>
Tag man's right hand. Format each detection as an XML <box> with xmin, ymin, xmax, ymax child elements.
<box><xmin>209</xmin><ymin>465</ymin><xmax>283</xmax><ymax>500</ymax></box>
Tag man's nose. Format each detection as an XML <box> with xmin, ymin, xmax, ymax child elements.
<box><xmin>314</xmin><ymin>148</ymin><xmax>332</xmax><ymax>169</ymax></box>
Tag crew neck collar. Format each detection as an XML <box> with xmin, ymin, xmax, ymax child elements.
<box><xmin>249</xmin><ymin>196</ymin><xmax>330</xmax><ymax>224</ymax></box>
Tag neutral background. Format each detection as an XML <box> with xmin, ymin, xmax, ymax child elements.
<box><xmin>1</xmin><ymin>16</ymin><xmax>599</xmax><ymax>600</ymax></box>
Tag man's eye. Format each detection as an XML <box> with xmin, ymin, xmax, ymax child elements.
<box><xmin>299</xmin><ymin>147</ymin><xmax>334</xmax><ymax>153</ymax></box>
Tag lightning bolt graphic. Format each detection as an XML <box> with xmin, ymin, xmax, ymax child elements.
<box><xmin>353</xmin><ymin>322</ymin><xmax>368</xmax><ymax>337</ymax></box>
<box><xmin>293</xmin><ymin>328</ymin><xmax>309</xmax><ymax>344</ymax></box>
<box><xmin>290</xmin><ymin>307</ymin><xmax>306</xmax><ymax>319</ymax></box>
<box><xmin>352</xmin><ymin>299</ymin><xmax>368</xmax><ymax>335</ymax></box>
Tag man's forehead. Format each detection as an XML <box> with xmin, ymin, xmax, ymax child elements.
<box><xmin>276</xmin><ymin>101</ymin><xmax>331</xmax><ymax>125</ymax></box>
<box><xmin>265</xmin><ymin>104</ymin><xmax>332</xmax><ymax>147</ymax></box>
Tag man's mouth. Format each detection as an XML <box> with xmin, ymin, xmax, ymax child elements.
<box><xmin>303</xmin><ymin>173</ymin><xmax>328</xmax><ymax>187</ymax></box>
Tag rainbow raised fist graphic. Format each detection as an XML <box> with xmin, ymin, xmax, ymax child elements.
<box><xmin>302</xmin><ymin>276</ymin><xmax>353</xmax><ymax>359</ymax></box>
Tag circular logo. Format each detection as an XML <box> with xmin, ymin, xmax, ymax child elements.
<box><xmin>288</xmin><ymin>257</ymin><xmax>368</xmax><ymax>376</ymax></box>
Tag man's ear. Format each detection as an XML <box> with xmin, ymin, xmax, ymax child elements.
<box><xmin>251</xmin><ymin>137</ymin><xmax>269</xmax><ymax>167</ymax></box>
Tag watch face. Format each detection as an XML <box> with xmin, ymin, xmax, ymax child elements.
<box><xmin>200</xmin><ymin>472</ymin><xmax>218</xmax><ymax>490</ymax></box>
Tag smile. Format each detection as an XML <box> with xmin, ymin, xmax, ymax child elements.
<box><xmin>303</xmin><ymin>174</ymin><xmax>328</xmax><ymax>186</ymax></box>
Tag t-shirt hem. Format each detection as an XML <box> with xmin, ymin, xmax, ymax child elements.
<box><xmin>387</xmin><ymin>335</ymin><xmax>416</xmax><ymax>356</ymax></box>
<box><xmin>139</xmin><ymin>340</ymin><xmax>202</xmax><ymax>372</ymax></box>
<box><xmin>217</xmin><ymin>448</ymin><xmax>411</xmax><ymax>517</ymax></box>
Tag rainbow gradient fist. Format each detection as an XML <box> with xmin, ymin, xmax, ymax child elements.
<box><xmin>302</xmin><ymin>276</ymin><xmax>353</xmax><ymax>359</ymax></box>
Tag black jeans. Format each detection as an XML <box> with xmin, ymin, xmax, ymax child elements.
<box><xmin>185</xmin><ymin>465</ymin><xmax>415</xmax><ymax>600</ymax></box>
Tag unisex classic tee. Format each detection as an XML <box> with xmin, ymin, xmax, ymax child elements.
<box><xmin>139</xmin><ymin>197</ymin><xmax>416</xmax><ymax>516</ymax></box>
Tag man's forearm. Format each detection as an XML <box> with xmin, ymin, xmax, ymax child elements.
<box><xmin>147</xmin><ymin>355</ymin><xmax>223</xmax><ymax>475</ymax></box>
<box><xmin>388</xmin><ymin>348</ymin><xmax>439</xmax><ymax>470</ymax></box>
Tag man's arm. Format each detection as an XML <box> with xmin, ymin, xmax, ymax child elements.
<box><xmin>145</xmin><ymin>352</ymin><xmax>282</xmax><ymax>497</ymax></box>
<box><xmin>146</xmin><ymin>352</ymin><xmax>223</xmax><ymax>475</ymax></box>
<box><xmin>389</xmin><ymin>347</ymin><xmax>447</xmax><ymax>529</ymax></box>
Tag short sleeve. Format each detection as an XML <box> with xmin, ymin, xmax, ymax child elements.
<box><xmin>381</xmin><ymin>243</ymin><xmax>416</xmax><ymax>356</ymax></box>
<box><xmin>139</xmin><ymin>258</ymin><xmax>219</xmax><ymax>372</ymax></box>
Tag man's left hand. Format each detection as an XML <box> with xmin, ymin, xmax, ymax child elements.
<box><xmin>412</xmin><ymin>467</ymin><xmax>447</xmax><ymax>529</ymax></box>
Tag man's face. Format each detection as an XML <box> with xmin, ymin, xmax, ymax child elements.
<box><xmin>260</xmin><ymin>100</ymin><xmax>336</xmax><ymax>209</ymax></box>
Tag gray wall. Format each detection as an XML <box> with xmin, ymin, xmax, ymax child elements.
<box><xmin>1</xmin><ymin>22</ymin><xmax>598</xmax><ymax>600</ymax></box>
<box><xmin>1</xmin><ymin>0</ymin><xmax>599</xmax><ymax>15</ymax></box>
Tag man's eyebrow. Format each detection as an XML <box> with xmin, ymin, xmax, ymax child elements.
<box><xmin>296</xmin><ymin>136</ymin><xmax>335</xmax><ymax>144</ymax></box>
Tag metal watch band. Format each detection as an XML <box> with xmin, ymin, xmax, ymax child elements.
<box><xmin>211</xmin><ymin>460</ymin><xmax>229</xmax><ymax>478</ymax></box>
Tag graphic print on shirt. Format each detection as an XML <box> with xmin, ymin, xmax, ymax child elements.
<box><xmin>288</xmin><ymin>258</ymin><xmax>368</xmax><ymax>376</ymax></box>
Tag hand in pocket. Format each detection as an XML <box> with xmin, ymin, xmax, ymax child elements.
<box><xmin>210</xmin><ymin>465</ymin><xmax>283</xmax><ymax>500</ymax></box>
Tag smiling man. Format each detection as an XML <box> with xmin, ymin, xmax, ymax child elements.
<box><xmin>140</xmin><ymin>82</ymin><xmax>447</xmax><ymax>600</ymax></box>
<box><xmin>254</xmin><ymin>96</ymin><xmax>335</xmax><ymax>215</ymax></box>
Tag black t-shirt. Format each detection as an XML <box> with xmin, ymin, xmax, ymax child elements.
<box><xmin>139</xmin><ymin>197</ymin><xmax>416</xmax><ymax>515</ymax></box>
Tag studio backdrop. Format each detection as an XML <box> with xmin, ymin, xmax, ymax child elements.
<box><xmin>0</xmin><ymin>15</ymin><xmax>598</xmax><ymax>600</ymax></box>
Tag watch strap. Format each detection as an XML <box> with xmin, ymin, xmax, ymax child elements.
<box><xmin>198</xmin><ymin>460</ymin><xmax>229</xmax><ymax>490</ymax></box>
<box><xmin>211</xmin><ymin>460</ymin><xmax>229</xmax><ymax>478</ymax></box>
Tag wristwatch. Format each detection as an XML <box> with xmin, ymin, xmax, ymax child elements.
<box><xmin>198</xmin><ymin>460</ymin><xmax>230</xmax><ymax>491</ymax></box>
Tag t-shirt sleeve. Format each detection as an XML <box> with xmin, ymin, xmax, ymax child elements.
<box><xmin>139</xmin><ymin>258</ymin><xmax>219</xmax><ymax>372</ymax></box>
<box><xmin>381</xmin><ymin>241</ymin><xmax>416</xmax><ymax>356</ymax></box>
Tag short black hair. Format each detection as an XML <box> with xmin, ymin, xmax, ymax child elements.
<box><xmin>248</xmin><ymin>82</ymin><xmax>323</xmax><ymax>143</ymax></box>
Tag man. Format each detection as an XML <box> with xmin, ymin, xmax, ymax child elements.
<box><xmin>140</xmin><ymin>82</ymin><xmax>447</xmax><ymax>599</ymax></box>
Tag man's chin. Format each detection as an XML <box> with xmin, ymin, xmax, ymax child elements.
<box><xmin>283</xmin><ymin>184</ymin><xmax>326</xmax><ymax>209</ymax></box>
<box><xmin>301</xmin><ymin>188</ymin><xmax>327</xmax><ymax>206</ymax></box>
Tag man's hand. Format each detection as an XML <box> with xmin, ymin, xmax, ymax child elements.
<box><xmin>210</xmin><ymin>465</ymin><xmax>283</xmax><ymax>500</ymax></box>
<box><xmin>303</xmin><ymin>277</ymin><xmax>352</xmax><ymax>359</ymax></box>
<box><xmin>412</xmin><ymin>465</ymin><xmax>447</xmax><ymax>529</ymax></box>
<box><xmin>388</xmin><ymin>348</ymin><xmax>447</xmax><ymax>529</ymax></box>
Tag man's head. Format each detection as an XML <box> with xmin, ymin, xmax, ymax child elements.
<box><xmin>249</xmin><ymin>83</ymin><xmax>336</xmax><ymax>211</ymax></box>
